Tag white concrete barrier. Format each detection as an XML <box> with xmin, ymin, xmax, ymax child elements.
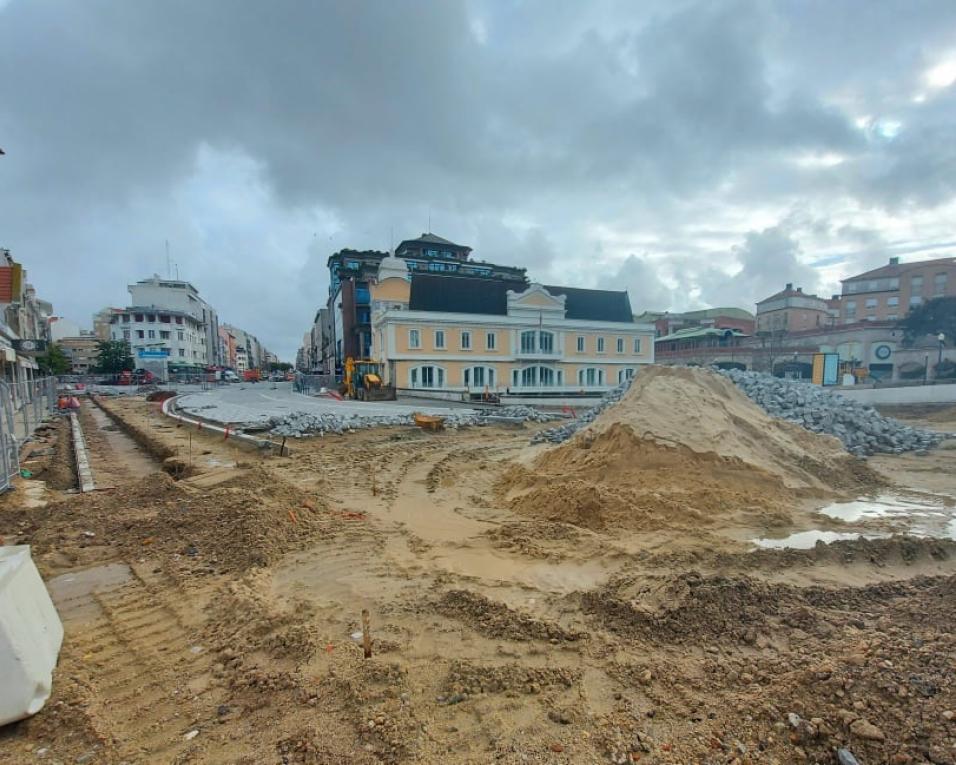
<box><xmin>832</xmin><ymin>383</ymin><xmax>956</xmax><ymax>406</ymax></box>
<box><xmin>0</xmin><ymin>546</ymin><xmax>63</xmax><ymax>726</ymax></box>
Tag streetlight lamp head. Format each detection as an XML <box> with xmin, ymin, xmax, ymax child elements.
<box><xmin>938</xmin><ymin>332</ymin><xmax>946</xmax><ymax>343</ymax></box>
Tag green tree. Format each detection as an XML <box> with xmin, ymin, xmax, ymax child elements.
<box><xmin>94</xmin><ymin>340</ymin><xmax>134</xmax><ymax>373</ymax></box>
<box><xmin>268</xmin><ymin>361</ymin><xmax>293</xmax><ymax>372</ymax></box>
<box><xmin>37</xmin><ymin>343</ymin><xmax>70</xmax><ymax>375</ymax></box>
<box><xmin>900</xmin><ymin>296</ymin><xmax>956</xmax><ymax>346</ymax></box>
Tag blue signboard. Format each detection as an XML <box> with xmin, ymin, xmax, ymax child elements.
<box><xmin>822</xmin><ymin>353</ymin><xmax>839</xmax><ymax>385</ymax></box>
<box><xmin>137</xmin><ymin>348</ymin><xmax>170</xmax><ymax>359</ymax></box>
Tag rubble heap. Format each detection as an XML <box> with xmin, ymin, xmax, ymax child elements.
<box><xmin>268</xmin><ymin>405</ymin><xmax>563</xmax><ymax>437</ymax></box>
<box><xmin>719</xmin><ymin>369</ymin><xmax>946</xmax><ymax>456</ymax></box>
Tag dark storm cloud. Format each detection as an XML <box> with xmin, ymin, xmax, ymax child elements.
<box><xmin>1</xmin><ymin>0</ymin><xmax>955</xmax><ymax>357</ymax></box>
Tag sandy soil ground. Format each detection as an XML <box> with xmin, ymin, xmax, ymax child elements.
<box><xmin>2</xmin><ymin>381</ymin><xmax>956</xmax><ymax>765</ymax></box>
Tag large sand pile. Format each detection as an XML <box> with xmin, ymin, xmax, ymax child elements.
<box><xmin>501</xmin><ymin>366</ymin><xmax>880</xmax><ymax>532</ymax></box>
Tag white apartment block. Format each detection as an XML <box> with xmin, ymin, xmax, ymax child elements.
<box><xmin>109</xmin><ymin>307</ymin><xmax>208</xmax><ymax>364</ymax></box>
<box><xmin>126</xmin><ymin>276</ymin><xmax>221</xmax><ymax>365</ymax></box>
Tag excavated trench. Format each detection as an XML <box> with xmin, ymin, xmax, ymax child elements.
<box><xmin>78</xmin><ymin>401</ymin><xmax>162</xmax><ymax>486</ymax></box>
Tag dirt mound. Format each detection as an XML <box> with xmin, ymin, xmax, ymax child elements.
<box><xmin>434</xmin><ymin>589</ymin><xmax>586</xmax><ymax>642</ymax></box>
<box><xmin>18</xmin><ymin>467</ymin><xmax>334</xmax><ymax>574</ymax></box>
<box><xmin>502</xmin><ymin>366</ymin><xmax>879</xmax><ymax>533</ymax></box>
<box><xmin>584</xmin><ymin>366</ymin><xmax>868</xmax><ymax>489</ymax></box>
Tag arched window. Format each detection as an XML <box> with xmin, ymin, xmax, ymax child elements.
<box><xmin>578</xmin><ymin>367</ymin><xmax>605</xmax><ymax>387</ymax></box>
<box><xmin>409</xmin><ymin>365</ymin><xmax>445</xmax><ymax>388</ymax></box>
<box><xmin>464</xmin><ymin>366</ymin><xmax>496</xmax><ymax>388</ymax></box>
<box><xmin>618</xmin><ymin>367</ymin><xmax>636</xmax><ymax>383</ymax></box>
<box><xmin>538</xmin><ymin>331</ymin><xmax>554</xmax><ymax>353</ymax></box>
<box><xmin>514</xmin><ymin>366</ymin><xmax>559</xmax><ymax>388</ymax></box>
<box><xmin>520</xmin><ymin>330</ymin><xmax>536</xmax><ymax>354</ymax></box>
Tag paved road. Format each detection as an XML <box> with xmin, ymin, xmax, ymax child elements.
<box><xmin>175</xmin><ymin>382</ymin><xmax>474</xmax><ymax>426</ymax></box>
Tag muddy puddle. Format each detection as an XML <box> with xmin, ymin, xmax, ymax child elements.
<box><xmin>753</xmin><ymin>491</ymin><xmax>956</xmax><ymax>549</ymax></box>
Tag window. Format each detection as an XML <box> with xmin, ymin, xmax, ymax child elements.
<box><xmin>865</xmin><ymin>298</ymin><xmax>878</xmax><ymax>308</ymax></box>
<box><xmin>410</xmin><ymin>365</ymin><xmax>444</xmax><ymax>388</ymax></box>
<box><xmin>539</xmin><ymin>331</ymin><xmax>554</xmax><ymax>353</ymax></box>
<box><xmin>633</xmin><ymin>337</ymin><xmax>641</xmax><ymax>354</ymax></box>
<box><xmin>887</xmin><ymin>297</ymin><xmax>899</xmax><ymax>307</ymax></box>
<box><xmin>618</xmin><ymin>368</ymin><xmax>635</xmax><ymax>383</ymax></box>
<box><xmin>464</xmin><ymin>366</ymin><xmax>495</xmax><ymax>388</ymax></box>
<box><xmin>147</xmin><ymin>330</ymin><xmax>155</xmax><ymax>339</ymax></box>
<box><xmin>616</xmin><ymin>337</ymin><xmax>624</xmax><ymax>353</ymax></box>
<box><xmin>134</xmin><ymin>313</ymin><xmax>144</xmax><ymax>322</ymax></box>
<box><xmin>889</xmin><ymin>278</ymin><xmax>900</xmax><ymax>289</ymax></box>
<box><xmin>175</xmin><ymin>316</ymin><xmax>183</xmax><ymax>325</ymax></box>
<box><xmin>514</xmin><ymin>366</ymin><xmax>557</xmax><ymax>387</ymax></box>
<box><xmin>122</xmin><ymin>329</ymin><xmax>130</xmax><ymax>340</ymax></box>
<box><xmin>868</xmin><ymin>281</ymin><xmax>878</xmax><ymax>291</ymax></box>
<box><xmin>136</xmin><ymin>330</ymin><xmax>145</xmax><ymax>339</ymax></box>
<box><xmin>486</xmin><ymin>332</ymin><xmax>496</xmax><ymax>350</ymax></box>
<box><xmin>910</xmin><ymin>295</ymin><xmax>923</xmax><ymax>307</ymax></box>
<box><xmin>520</xmin><ymin>330</ymin><xmax>536</xmax><ymax>354</ymax></box>
<box><xmin>935</xmin><ymin>273</ymin><xmax>947</xmax><ymax>295</ymax></box>
<box><xmin>911</xmin><ymin>275</ymin><xmax>924</xmax><ymax>292</ymax></box>
<box><xmin>179</xmin><ymin>349</ymin><xmax>185</xmax><ymax>357</ymax></box>
<box><xmin>576</xmin><ymin>336</ymin><xmax>585</xmax><ymax>353</ymax></box>
<box><xmin>887</xmin><ymin>314</ymin><xmax>898</xmax><ymax>321</ymax></box>
<box><xmin>160</xmin><ymin>331</ymin><xmax>171</xmax><ymax>340</ymax></box>
<box><xmin>460</xmin><ymin>331</ymin><xmax>471</xmax><ymax>350</ymax></box>
<box><xmin>409</xmin><ymin>329</ymin><xmax>421</xmax><ymax>349</ymax></box>
<box><xmin>178</xmin><ymin>331</ymin><xmax>184</xmax><ymax>341</ymax></box>
<box><xmin>578</xmin><ymin>367</ymin><xmax>605</xmax><ymax>386</ymax></box>
<box><xmin>845</xmin><ymin>301</ymin><xmax>857</xmax><ymax>319</ymax></box>
<box><xmin>597</xmin><ymin>337</ymin><xmax>605</xmax><ymax>353</ymax></box>
<box><xmin>434</xmin><ymin>330</ymin><xmax>445</xmax><ymax>349</ymax></box>
<box><xmin>147</xmin><ymin>314</ymin><xmax>155</xmax><ymax>323</ymax></box>
<box><xmin>160</xmin><ymin>315</ymin><xmax>171</xmax><ymax>323</ymax></box>
<box><xmin>122</xmin><ymin>314</ymin><xmax>130</xmax><ymax>323</ymax></box>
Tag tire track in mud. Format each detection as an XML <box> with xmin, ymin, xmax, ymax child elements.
<box><xmin>50</xmin><ymin>562</ymin><xmax>225</xmax><ymax>763</ymax></box>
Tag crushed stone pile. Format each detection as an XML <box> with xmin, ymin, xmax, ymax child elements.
<box><xmin>719</xmin><ymin>369</ymin><xmax>947</xmax><ymax>456</ymax></box>
<box><xmin>268</xmin><ymin>405</ymin><xmax>562</xmax><ymax>437</ymax></box>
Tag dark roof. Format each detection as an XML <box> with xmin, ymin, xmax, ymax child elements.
<box><xmin>409</xmin><ymin>275</ymin><xmax>525</xmax><ymax>315</ymax></box>
<box><xmin>397</xmin><ymin>232</ymin><xmax>471</xmax><ymax>251</ymax></box>
<box><xmin>543</xmin><ymin>285</ymin><xmax>633</xmax><ymax>322</ymax></box>
<box><xmin>843</xmin><ymin>256</ymin><xmax>956</xmax><ymax>282</ymax></box>
<box><xmin>409</xmin><ymin>276</ymin><xmax>634</xmax><ymax>322</ymax></box>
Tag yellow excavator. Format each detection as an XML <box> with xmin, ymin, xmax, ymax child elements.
<box><xmin>343</xmin><ymin>357</ymin><xmax>397</xmax><ymax>401</ymax></box>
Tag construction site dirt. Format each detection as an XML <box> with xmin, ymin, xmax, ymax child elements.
<box><xmin>2</xmin><ymin>368</ymin><xmax>956</xmax><ymax>765</ymax></box>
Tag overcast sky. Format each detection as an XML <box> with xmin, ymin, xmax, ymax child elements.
<box><xmin>2</xmin><ymin>0</ymin><xmax>956</xmax><ymax>359</ymax></box>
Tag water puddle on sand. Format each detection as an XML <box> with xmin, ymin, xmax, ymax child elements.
<box><xmin>753</xmin><ymin>530</ymin><xmax>886</xmax><ymax>549</ymax></box>
<box><xmin>753</xmin><ymin>492</ymin><xmax>956</xmax><ymax>549</ymax></box>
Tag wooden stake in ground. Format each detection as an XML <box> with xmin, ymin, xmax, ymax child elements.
<box><xmin>361</xmin><ymin>609</ymin><xmax>372</xmax><ymax>659</ymax></box>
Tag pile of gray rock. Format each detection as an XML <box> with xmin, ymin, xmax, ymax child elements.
<box><xmin>268</xmin><ymin>404</ymin><xmax>564</xmax><ymax>437</ymax></box>
<box><xmin>530</xmin><ymin>378</ymin><xmax>636</xmax><ymax>445</ymax></box>
<box><xmin>718</xmin><ymin>369</ymin><xmax>946</xmax><ymax>456</ymax></box>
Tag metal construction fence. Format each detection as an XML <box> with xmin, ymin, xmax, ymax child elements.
<box><xmin>0</xmin><ymin>376</ymin><xmax>58</xmax><ymax>492</ymax></box>
<box><xmin>294</xmin><ymin>373</ymin><xmax>337</xmax><ymax>395</ymax></box>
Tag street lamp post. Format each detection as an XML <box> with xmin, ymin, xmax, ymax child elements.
<box><xmin>938</xmin><ymin>333</ymin><xmax>946</xmax><ymax>379</ymax></box>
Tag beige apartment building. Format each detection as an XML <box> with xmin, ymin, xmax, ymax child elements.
<box><xmin>755</xmin><ymin>283</ymin><xmax>831</xmax><ymax>333</ymax></box>
<box><xmin>837</xmin><ymin>256</ymin><xmax>956</xmax><ymax>323</ymax></box>
<box><xmin>369</xmin><ymin>256</ymin><xmax>654</xmax><ymax>395</ymax></box>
